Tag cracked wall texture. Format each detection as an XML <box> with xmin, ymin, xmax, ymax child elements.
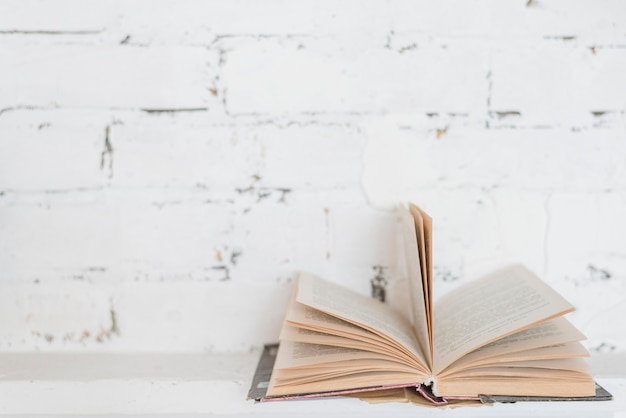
<box><xmin>0</xmin><ymin>0</ymin><xmax>625</xmax><ymax>353</ymax></box>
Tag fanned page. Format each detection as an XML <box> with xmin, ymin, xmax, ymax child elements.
<box><xmin>432</xmin><ymin>265</ymin><xmax>575</xmax><ymax>374</ymax></box>
<box><xmin>413</xmin><ymin>204</ymin><xmax>433</xmax><ymax>340</ymax></box>
<box><xmin>438</xmin><ymin>317</ymin><xmax>588</xmax><ymax>377</ymax></box>
<box><xmin>296</xmin><ymin>272</ymin><xmax>427</xmax><ymax>368</ymax></box>
<box><xmin>267</xmin><ymin>273</ymin><xmax>430</xmax><ymax>397</ymax></box>
<box><xmin>436</xmin><ymin>356</ymin><xmax>595</xmax><ymax>397</ymax></box>
<box><xmin>282</xmin><ymin>288</ymin><xmax>424</xmax><ymax>367</ymax></box>
<box><xmin>268</xmin><ymin>340</ymin><xmax>424</xmax><ymax>396</ymax></box>
<box><xmin>399</xmin><ymin>207</ymin><xmax>431</xmax><ymax>367</ymax></box>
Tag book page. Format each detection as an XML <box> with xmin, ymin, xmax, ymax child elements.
<box><xmin>296</xmin><ymin>272</ymin><xmax>427</xmax><ymax>369</ymax></box>
<box><xmin>413</xmin><ymin>204</ymin><xmax>433</xmax><ymax>338</ymax></box>
<box><xmin>439</xmin><ymin>342</ymin><xmax>589</xmax><ymax>377</ymax></box>
<box><xmin>432</xmin><ymin>265</ymin><xmax>575</xmax><ymax>374</ymax></box>
<box><xmin>268</xmin><ymin>341</ymin><xmax>425</xmax><ymax>396</ymax></box>
<box><xmin>440</xmin><ymin>316</ymin><xmax>586</xmax><ymax>374</ymax></box>
<box><xmin>399</xmin><ymin>207</ymin><xmax>430</xmax><ymax>366</ymax></box>
<box><xmin>408</xmin><ymin>205</ymin><xmax>431</xmax><ymax>337</ymax></box>
<box><xmin>281</xmin><ymin>324</ymin><xmax>415</xmax><ymax>363</ymax></box>
<box><xmin>444</xmin><ymin>357</ymin><xmax>591</xmax><ymax>378</ymax></box>
<box><xmin>436</xmin><ymin>375</ymin><xmax>595</xmax><ymax>397</ymax></box>
<box><xmin>273</xmin><ymin>340</ymin><xmax>413</xmax><ymax>371</ymax></box>
<box><xmin>286</xmin><ymin>289</ymin><xmax>382</xmax><ymax>341</ymax></box>
<box><xmin>285</xmin><ymin>311</ymin><xmax>398</xmax><ymax>352</ymax></box>
<box><xmin>281</xmin><ymin>279</ymin><xmax>428</xmax><ymax>373</ymax></box>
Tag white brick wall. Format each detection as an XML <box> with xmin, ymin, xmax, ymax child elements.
<box><xmin>0</xmin><ymin>0</ymin><xmax>625</xmax><ymax>353</ymax></box>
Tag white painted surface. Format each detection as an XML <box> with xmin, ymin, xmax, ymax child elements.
<box><xmin>0</xmin><ymin>0</ymin><xmax>625</xmax><ymax>361</ymax></box>
<box><xmin>0</xmin><ymin>351</ymin><xmax>624</xmax><ymax>415</ymax></box>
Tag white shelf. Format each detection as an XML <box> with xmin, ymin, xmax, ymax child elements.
<box><xmin>0</xmin><ymin>351</ymin><xmax>624</xmax><ymax>416</ymax></box>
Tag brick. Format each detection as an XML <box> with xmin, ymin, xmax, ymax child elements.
<box><xmin>0</xmin><ymin>110</ymin><xmax>106</xmax><ymax>190</ymax></box>
<box><xmin>0</xmin><ymin>280</ymin><xmax>292</xmax><ymax>351</ymax></box>
<box><xmin>0</xmin><ymin>282</ymin><xmax>113</xmax><ymax>350</ymax></box>
<box><xmin>543</xmin><ymin>192</ymin><xmax>626</xmax><ymax>344</ymax></box>
<box><xmin>362</xmin><ymin>119</ymin><xmax>626</xmax><ymax>206</ymax></box>
<box><xmin>0</xmin><ymin>194</ymin><xmax>233</xmax><ymax>283</ymax></box>
<box><xmin>327</xmin><ymin>203</ymin><xmax>400</xmax><ymax>290</ymax></box>
<box><xmin>110</xmin><ymin>119</ymin><xmax>363</xmax><ymax>190</ymax></box>
<box><xmin>253</xmin><ymin>124</ymin><xmax>364</xmax><ymax>189</ymax></box>
<box><xmin>388</xmin><ymin>0</ymin><xmax>626</xmax><ymax>41</ymax></box>
<box><xmin>490</xmin><ymin>46</ymin><xmax>626</xmax><ymax>125</ymax></box>
<box><xmin>0</xmin><ymin>0</ymin><xmax>389</xmax><ymax>45</ymax></box>
<box><xmin>221</xmin><ymin>38</ymin><xmax>487</xmax><ymax>115</ymax></box>
<box><xmin>228</xmin><ymin>195</ymin><xmax>327</xmax><ymax>283</ymax></box>
<box><xmin>117</xmin><ymin>0</ymin><xmax>390</xmax><ymax>45</ymax></box>
<box><xmin>482</xmin><ymin>190</ymin><xmax>548</xmax><ymax>275</ymax></box>
<box><xmin>405</xmin><ymin>190</ymin><xmax>501</xmax><ymax>271</ymax></box>
<box><xmin>0</xmin><ymin>45</ymin><xmax>212</xmax><ymax>109</ymax></box>
<box><xmin>228</xmin><ymin>192</ymin><xmax>401</xmax><ymax>292</ymax></box>
<box><xmin>0</xmin><ymin>0</ymin><xmax>114</xmax><ymax>32</ymax></box>
<box><xmin>110</xmin><ymin>122</ymin><xmax>258</xmax><ymax>189</ymax></box>
<box><xmin>546</xmin><ymin>192</ymin><xmax>626</xmax><ymax>281</ymax></box>
<box><xmin>112</xmin><ymin>281</ymin><xmax>292</xmax><ymax>351</ymax></box>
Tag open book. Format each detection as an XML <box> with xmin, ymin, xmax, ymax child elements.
<box><xmin>259</xmin><ymin>204</ymin><xmax>601</xmax><ymax>403</ymax></box>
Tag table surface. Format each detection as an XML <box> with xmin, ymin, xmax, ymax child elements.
<box><xmin>0</xmin><ymin>350</ymin><xmax>624</xmax><ymax>416</ymax></box>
